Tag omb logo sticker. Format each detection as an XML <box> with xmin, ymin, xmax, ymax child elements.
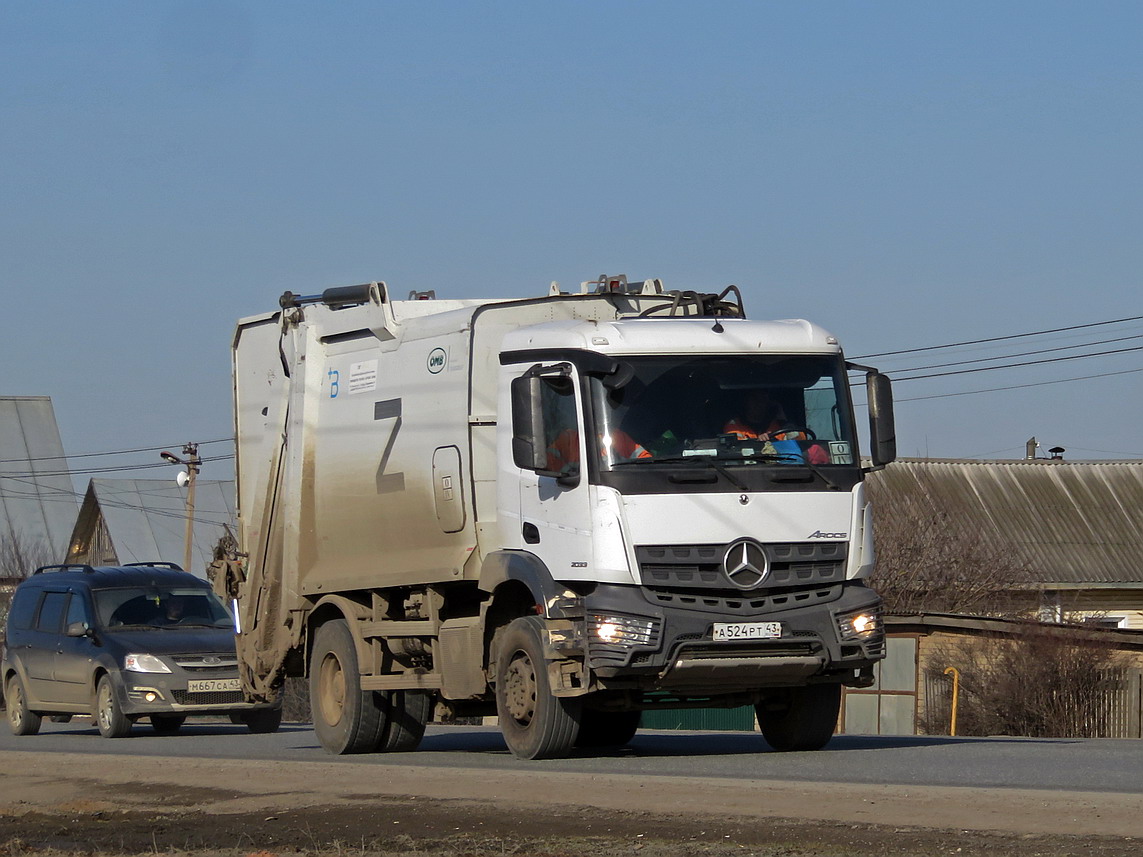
<box><xmin>427</xmin><ymin>347</ymin><xmax>447</xmax><ymax>374</ymax></box>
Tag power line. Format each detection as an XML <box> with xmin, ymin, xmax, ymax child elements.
<box><xmin>892</xmin><ymin>344</ymin><xmax>1143</xmax><ymax>383</ymax></box>
<box><xmin>0</xmin><ymin>476</ymin><xmax>235</xmax><ymax>527</ymax></box>
<box><xmin>0</xmin><ymin>453</ymin><xmax>235</xmax><ymax>480</ymax></box>
<box><xmin>890</xmin><ymin>366</ymin><xmax>1143</xmax><ymax>403</ymax></box>
<box><xmin>851</xmin><ymin>313</ymin><xmax>1143</xmax><ymax>360</ymax></box>
<box><xmin>891</xmin><ymin>333</ymin><xmax>1143</xmax><ymax>374</ymax></box>
<box><xmin>0</xmin><ymin>437</ymin><xmax>233</xmax><ymax>466</ymax></box>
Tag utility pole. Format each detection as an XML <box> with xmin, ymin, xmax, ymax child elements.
<box><xmin>160</xmin><ymin>443</ymin><xmax>202</xmax><ymax>573</ymax></box>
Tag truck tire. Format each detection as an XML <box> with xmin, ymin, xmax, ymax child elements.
<box><xmin>494</xmin><ymin>615</ymin><xmax>581</xmax><ymax>760</ymax></box>
<box><xmin>755</xmin><ymin>683</ymin><xmax>840</xmax><ymax>752</ymax></box>
<box><xmin>150</xmin><ymin>715</ymin><xmax>186</xmax><ymax>734</ymax></box>
<box><xmin>5</xmin><ymin>674</ymin><xmax>42</xmax><ymax>736</ymax></box>
<box><xmin>575</xmin><ymin>709</ymin><xmax>640</xmax><ymax>748</ymax></box>
<box><xmin>243</xmin><ymin>706</ymin><xmax>283</xmax><ymax>734</ymax></box>
<box><xmin>310</xmin><ymin>619</ymin><xmax>387</xmax><ymax>754</ymax></box>
<box><xmin>96</xmin><ymin>674</ymin><xmax>133</xmax><ymax>738</ymax></box>
<box><xmin>379</xmin><ymin>690</ymin><xmax>431</xmax><ymax>752</ymax></box>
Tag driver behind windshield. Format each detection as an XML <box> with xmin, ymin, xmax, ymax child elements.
<box><xmin>156</xmin><ymin>598</ymin><xmax>185</xmax><ymax>626</ymax></box>
<box><xmin>722</xmin><ymin>389</ymin><xmax>829</xmax><ymax>464</ymax></box>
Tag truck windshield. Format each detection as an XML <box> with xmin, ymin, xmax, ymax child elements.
<box><xmin>588</xmin><ymin>354</ymin><xmax>857</xmax><ymax>470</ymax></box>
<box><xmin>94</xmin><ymin>587</ymin><xmax>233</xmax><ymax>629</ymax></box>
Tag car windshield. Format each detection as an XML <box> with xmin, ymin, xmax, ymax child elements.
<box><xmin>93</xmin><ymin>586</ymin><xmax>233</xmax><ymax>629</ymax></box>
<box><xmin>588</xmin><ymin>354</ymin><xmax>857</xmax><ymax>470</ymax></box>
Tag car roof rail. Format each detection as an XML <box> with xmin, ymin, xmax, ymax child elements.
<box><xmin>34</xmin><ymin>564</ymin><xmax>95</xmax><ymax>575</ymax></box>
<box><xmin>122</xmin><ymin>561</ymin><xmax>185</xmax><ymax>571</ymax></box>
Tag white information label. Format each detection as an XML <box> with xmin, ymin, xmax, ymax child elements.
<box><xmin>348</xmin><ymin>360</ymin><xmax>378</xmax><ymax>395</ymax></box>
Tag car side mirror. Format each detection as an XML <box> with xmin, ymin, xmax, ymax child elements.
<box><xmin>66</xmin><ymin>621</ymin><xmax>93</xmax><ymax>638</ymax></box>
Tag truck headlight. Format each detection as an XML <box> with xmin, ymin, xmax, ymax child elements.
<box><xmin>125</xmin><ymin>653</ymin><xmax>172</xmax><ymax>673</ymax></box>
<box><xmin>836</xmin><ymin>608</ymin><xmax>883</xmax><ymax>642</ymax></box>
<box><xmin>588</xmin><ymin>614</ymin><xmax>659</xmax><ymax>648</ymax></box>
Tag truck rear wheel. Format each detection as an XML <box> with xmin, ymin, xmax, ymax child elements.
<box><xmin>494</xmin><ymin>616</ymin><xmax>581</xmax><ymax>760</ymax></box>
<box><xmin>150</xmin><ymin>715</ymin><xmax>186</xmax><ymax>734</ymax></box>
<box><xmin>755</xmin><ymin>683</ymin><xmax>840</xmax><ymax>752</ymax></box>
<box><xmin>310</xmin><ymin>619</ymin><xmax>387</xmax><ymax>754</ymax></box>
<box><xmin>379</xmin><ymin>690</ymin><xmax>432</xmax><ymax>752</ymax></box>
<box><xmin>575</xmin><ymin>709</ymin><xmax>640</xmax><ymax>748</ymax></box>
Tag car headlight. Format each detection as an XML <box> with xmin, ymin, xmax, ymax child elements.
<box><xmin>836</xmin><ymin>608</ymin><xmax>883</xmax><ymax>642</ymax></box>
<box><xmin>588</xmin><ymin>614</ymin><xmax>659</xmax><ymax>647</ymax></box>
<box><xmin>125</xmin><ymin>653</ymin><xmax>172</xmax><ymax>673</ymax></box>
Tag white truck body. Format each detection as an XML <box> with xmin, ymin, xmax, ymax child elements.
<box><xmin>228</xmin><ymin>278</ymin><xmax>896</xmax><ymax>759</ymax></box>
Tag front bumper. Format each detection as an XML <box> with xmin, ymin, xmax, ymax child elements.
<box><xmin>115</xmin><ymin>658</ymin><xmax>275</xmax><ymax>716</ymax></box>
<box><xmin>563</xmin><ymin>581</ymin><xmax>884</xmax><ymax>694</ymax></box>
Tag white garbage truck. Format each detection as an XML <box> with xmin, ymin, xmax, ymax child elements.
<box><xmin>224</xmin><ymin>275</ymin><xmax>896</xmax><ymax>759</ymax></box>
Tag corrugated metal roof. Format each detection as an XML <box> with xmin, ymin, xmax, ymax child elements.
<box><xmin>0</xmin><ymin>396</ymin><xmax>78</xmax><ymax>556</ymax></box>
<box><xmin>67</xmin><ymin>479</ymin><xmax>236</xmax><ymax>579</ymax></box>
<box><xmin>868</xmin><ymin>459</ymin><xmax>1143</xmax><ymax>586</ymax></box>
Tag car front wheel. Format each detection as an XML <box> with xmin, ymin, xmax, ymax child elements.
<box><xmin>95</xmin><ymin>675</ymin><xmax>133</xmax><ymax>738</ymax></box>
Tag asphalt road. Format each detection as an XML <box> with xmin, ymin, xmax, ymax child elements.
<box><xmin>4</xmin><ymin>717</ymin><xmax>1142</xmax><ymax>795</ymax></box>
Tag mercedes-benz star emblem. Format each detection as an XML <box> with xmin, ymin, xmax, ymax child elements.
<box><xmin>722</xmin><ymin>538</ymin><xmax>770</xmax><ymax>590</ymax></box>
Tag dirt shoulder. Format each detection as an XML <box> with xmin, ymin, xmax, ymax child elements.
<box><xmin>2</xmin><ymin>751</ymin><xmax>1140</xmax><ymax>857</ymax></box>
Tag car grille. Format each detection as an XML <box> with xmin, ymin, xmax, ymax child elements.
<box><xmin>171</xmin><ymin>689</ymin><xmax>246</xmax><ymax>705</ymax></box>
<box><xmin>172</xmin><ymin>653</ymin><xmax>239</xmax><ymax>670</ymax></box>
<box><xmin>636</xmin><ymin>542</ymin><xmax>847</xmax><ymax>591</ymax></box>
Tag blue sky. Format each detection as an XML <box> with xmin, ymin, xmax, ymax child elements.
<box><xmin>2</xmin><ymin>1</ymin><xmax>1141</xmax><ymax>486</ymax></box>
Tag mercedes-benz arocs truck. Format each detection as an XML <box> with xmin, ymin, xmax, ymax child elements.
<box><xmin>223</xmin><ymin>275</ymin><xmax>896</xmax><ymax>759</ymax></box>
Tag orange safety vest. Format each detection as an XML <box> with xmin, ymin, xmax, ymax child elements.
<box><xmin>546</xmin><ymin>429</ymin><xmax>650</xmax><ymax>470</ymax></box>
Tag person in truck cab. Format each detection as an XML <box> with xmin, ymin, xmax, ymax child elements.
<box><xmin>722</xmin><ymin>389</ymin><xmax>830</xmax><ymax>465</ymax></box>
<box><xmin>546</xmin><ymin>427</ymin><xmax>651</xmax><ymax>473</ymax></box>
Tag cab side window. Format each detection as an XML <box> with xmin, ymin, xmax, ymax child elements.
<box><xmin>34</xmin><ymin>591</ymin><xmax>69</xmax><ymax>634</ymax></box>
<box><xmin>65</xmin><ymin>592</ymin><xmax>89</xmax><ymax>630</ymax></box>
<box><xmin>540</xmin><ymin>375</ymin><xmax>579</xmax><ymax>475</ymax></box>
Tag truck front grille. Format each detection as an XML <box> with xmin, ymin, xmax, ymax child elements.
<box><xmin>645</xmin><ymin>584</ymin><xmax>843</xmax><ymax>615</ymax></box>
<box><xmin>636</xmin><ymin>542</ymin><xmax>847</xmax><ymax>592</ymax></box>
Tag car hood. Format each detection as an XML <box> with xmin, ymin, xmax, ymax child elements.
<box><xmin>99</xmin><ymin>627</ymin><xmax>238</xmax><ymax>655</ymax></box>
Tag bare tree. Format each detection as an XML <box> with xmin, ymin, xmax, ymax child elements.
<box><xmin>867</xmin><ymin>481</ymin><xmax>1036</xmax><ymax>616</ymax></box>
<box><xmin>0</xmin><ymin>528</ymin><xmax>57</xmax><ymax>579</ymax></box>
<box><xmin>920</xmin><ymin>630</ymin><xmax>1130</xmax><ymax>738</ymax></box>
<box><xmin>0</xmin><ymin>529</ymin><xmax>58</xmax><ymax>646</ymax></box>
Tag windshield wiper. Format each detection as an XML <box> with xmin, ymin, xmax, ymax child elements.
<box><xmin>616</xmin><ymin>454</ymin><xmax>751</xmax><ymax>491</ymax></box>
<box><xmin>615</xmin><ymin>453</ymin><xmax>840</xmax><ymax>490</ymax></box>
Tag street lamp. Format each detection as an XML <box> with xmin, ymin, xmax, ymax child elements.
<box><xmin>160</xmin><ymin>443</ymin><xmax>201</xmax><ymax>573</ymax></box>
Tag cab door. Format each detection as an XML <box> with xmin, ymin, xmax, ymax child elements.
<box><xmin>23</xmin><ymin>590</ymin><xmax>68</xmax><ymax>702</ymax></box>
<box><xmin>52</xmin><ymin>590</ymin><xmax>97</xmax><ymax>705</ymax></box>
<box><xmin>509</xmin><ymin>365</ymin><xmax>595</xmax><ymax>581</ymax></box>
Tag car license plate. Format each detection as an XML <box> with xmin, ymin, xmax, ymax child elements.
<box><xmin>186</xmin><ymin>678</ymin><xmax>241</xmax><ymax>693</ymax></box>
<box><xmin>712</xmin><ymin>622</ymin><xmax>782</xmax><ymax>641</ymax></box>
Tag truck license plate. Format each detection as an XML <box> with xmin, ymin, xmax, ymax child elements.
<box><xmin>712</xmin><ymin>622</ymin><xmax>782</xmax><ymax>641</ymax></box>
<box><xmin>186</xmin><ymin>678</ymin><xmax>241</xmax><ymax>693</ymax></box>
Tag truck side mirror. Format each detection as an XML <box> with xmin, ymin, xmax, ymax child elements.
<box><xmin>510</xmin><ymin>375</ymin><xmax>549</xmax><ymax>471</ymax></box>
<box><xmin>66</xmin><ymin>621</ymin><xmax>92</xmax><ymax>638</ymax></box>
<box><xmin>867</xmin><ymin>372</ymin><xmax>896</xmax><ymax>467</ymax></box>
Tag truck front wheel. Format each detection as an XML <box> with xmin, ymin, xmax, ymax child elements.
<box><xmin>494</xmin><ymin>616</ymin><xmax>581</xmax><ymax>760</ymax></box>
<box><xmin>310</xmin><ymin>619</ymin><xmax>387</xmax><ymax>754</ymax></box>
<box><xmin>755</xmin><ymin>683</ymin><xmax>841</xmax><ymax>752</ymax></box>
